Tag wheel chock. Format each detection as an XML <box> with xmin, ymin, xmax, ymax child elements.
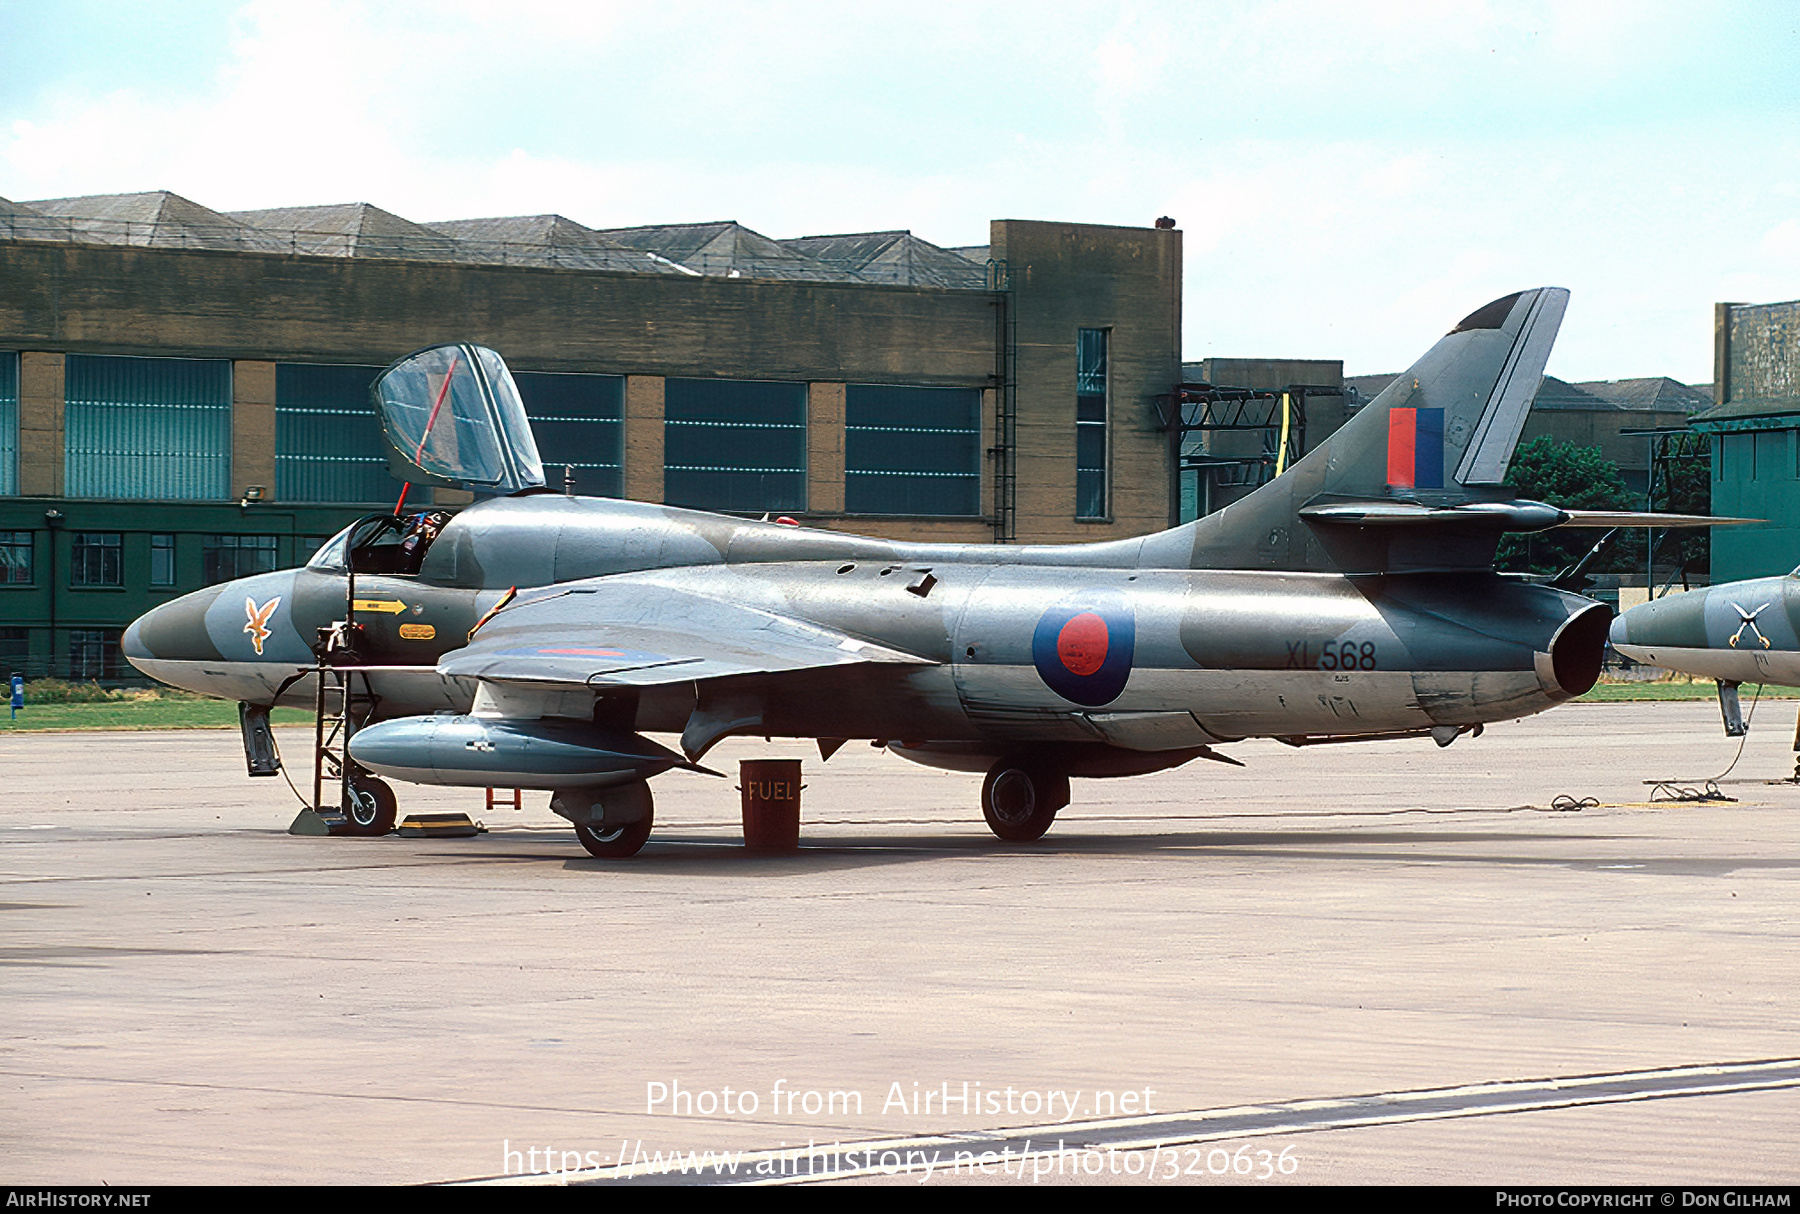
<box><xmin>288</xmin><ymin>808</ymin><xmax>350</xmax><ymax>836</ymax></box>
<box><xmin>398</xmin><ymin>812</ymin><xmax>483</xmax><ymax>838</ymax></box>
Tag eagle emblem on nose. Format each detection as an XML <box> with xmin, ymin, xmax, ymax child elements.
<box><xmin>244</xmin><ymin>596</ymin><xmax>281</xmax><ymax>656</ymax></box>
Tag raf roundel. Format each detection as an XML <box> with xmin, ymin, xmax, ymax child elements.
<box><xmin>1031</xmin><ymin>591</ymin><xmax>1136</xmax><ymax>706</ymax></box>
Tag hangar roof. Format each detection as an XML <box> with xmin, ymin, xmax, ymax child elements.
<box><xmin>1532</xmin><ymin>375</ymin><xmax>1711</xmax><ymax>413</ymax></box>
<box><xmin>426</xmin><ymin>214</ymin><xmax>691</xmax><ymax>275</ymax></box>
<box><xmin>21</xmin><ymin>190</ymin><xmax>287</xmax><ymax>251</ymax></box>
<box><xmin>1349</xmin><ymin>372</ymin><xmax>1709</xmax><ymax>415</ymax></box>
<box><xmin>227</xmin><ymin>202</ymin><xmax>465</xmax><ymax>261</ymax></box>
<box><xmin>781</xmin><ymin>230</ymin><xmax>986</xmax><ymax>288</ymax></box>
<box><xmin>1576</xmin><ymin>377</ymin><xmax>1713</xmax><ymax>413</ymax></box>
<box><xmin>0</xmin><ymin>189</ymin><xmax>989</xmax><ymax>289</ymax></box>
<box><xmin>0</xmin><ymin>195</ymin><xmax>65</xmax><ymax>242</ymax></box>
<box><xmin>1690</xmin><ymin>396</ymin><xmax>1800</xmax><ymax>426</ymax></box>
<box><xmin>594</xmin><ymin>220</ymin><xmax>859</xmax><ymax>282</ymax></box>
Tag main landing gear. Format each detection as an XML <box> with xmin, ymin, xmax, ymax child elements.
<box><xmin>574</xmin><ymin>814</ymin><xmax>654</xmax><ymax>859</ymax></box>
<box><xmin>981</xmin><ymin>757</ymin><xmax>1070</xmax><ymax>843</ymax></box>
<box><xmin>561</xmin><ymin>781</ymin><xmax>656</xmax><ymax>859</ymax></box>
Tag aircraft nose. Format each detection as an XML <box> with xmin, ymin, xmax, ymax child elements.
<box><xmin>1612</xmin><ymin>590</ymin><xmax>1709</xmax><ymax>650</ymax></box>
<box><xmin>124</xmin><ymin>586</ymin><xmax>226</xmax><ymax>670</ymax></box>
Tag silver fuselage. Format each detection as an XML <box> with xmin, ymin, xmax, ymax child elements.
<box><xmin>126</xmin><ymin>494</ymin><xmax>1604</xmax><ymax>752</ymax></box>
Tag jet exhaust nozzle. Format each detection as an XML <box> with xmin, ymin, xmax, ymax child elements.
<box><xmin>1539</xmin><ymin>601</ymin><xmax>1613</xmax><ymax>699</ymax></box>
<box><xmin>348</xmin><ymin>715</ymin><xmax>684</xmax><ymax>789</ymax></box>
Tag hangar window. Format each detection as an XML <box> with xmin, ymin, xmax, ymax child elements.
<box><xmin>150</xmin><ymin>534</ymin><xmax>176</xmax><ymax>587</ymax></box>
<box><xmin>1076</xmin><ymin>329</ymin><xmax>1109</xmax><ymax>519</ymax></box>
<box><xmin>513</xmin><ymin>372</ymin><xmax>624</xmax><ymax>498</ymax></box>
<box><xmin>69</xmin><ymin>532</ymin><xmax>122</xmax><ymax>587</ymax></box>
<box><xmin>0</xmin><ymin>627</ymin><xmax>28</xmax><ymax>675</ymax></box>
<box><xmin>64</xmin><ymin>355</ymin><xmax>232</xmax><ymax>500</ymax></box>
<box><xmin>1</xmin><ymin>531</ymin><xmax>31</xmax><ymax>584</ymax></box>
<box><xmin>203</xmin><ymin>535</ymin><xmax>279</xmax><ymax>585</ymax></box>
<box><xmin>845</xmin><ymin>385</ymin><xmax>981</xmax><ymax>516</ymax></box>
<box><xmin>664</xmin><ymin>379</ymin><xmax>806</xmax><ymax>513</ymax></box>
<box><xmin>0</xmin><ymin>351</ymin><xmax>17</xmax><ymax>496</ymax></box>
<box><xmin>276</xmin><ymin>363</ymin><xmax>424</xmax><ymax>504</ymax></box>
<box><xmin>68</xmin><ymin>629</ymin><xmax>122</xmax><ymax>681</ymax></box>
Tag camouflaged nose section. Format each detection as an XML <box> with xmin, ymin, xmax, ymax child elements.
<box><xmin>1704</xmin><ymin>578</ymin><xmax>1800</xmax><ymax>652</ymax></box>
<box><xmin>126</xmin><ymin>585</ymin><xmax>226</xmax><ymax>662</ymax></box>
<box><xmin>201</xmin><ymin>572</ymin><xmax>307</xmax><ymax>663</ymax></box>
<box><xmin>1613</xmin><ymin>589</ymin><xmax>1709</xmax><ymax>650</ymax></box>
<box><xmin>1608</xmin><ymin>582</ymin><xmax>1799</xmax><ymax>654</ymax></box>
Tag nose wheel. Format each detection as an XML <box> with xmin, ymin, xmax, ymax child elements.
<box><xmin>341</xmin><ymin>774</ymin><xmax>397</xmax><ymax>836</ymax></box>
<box><xmin>981</xmin><ymin>759</ymin><xmax>1069</xmax><ymax>842</ymax></box>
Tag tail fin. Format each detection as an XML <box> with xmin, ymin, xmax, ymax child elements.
<box><xmin>1142</xmin><ymin>287</ymin><xmax>1570</xmax><ymax>573</ymax></box>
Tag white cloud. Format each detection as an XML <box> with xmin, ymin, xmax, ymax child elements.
<box><xmin>1763</xmin><ymin>219</ymin><xmax>1800</xmax><ymax>258</ymax></box>
<box><xmin>2</xmin><ymin>0</ymin><xmax>1797</xmax><ymax>383</ymax></box>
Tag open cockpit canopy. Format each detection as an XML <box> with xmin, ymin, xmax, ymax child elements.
<box><xmin>371</xmin><ymin>343</ymin><xmax>545</xmax><ymax>494</ymax></box>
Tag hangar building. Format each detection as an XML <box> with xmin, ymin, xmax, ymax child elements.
<box><xmin>0</xmin><ymin>192</ymin><xmax>1181</xmax><ymax>679</ymax></box>
<box><xmin>1692</xmin><ymin>297</ymin><xmax>1800</xmax><ymax>581</ymax></box>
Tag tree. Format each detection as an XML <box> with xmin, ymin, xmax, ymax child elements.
<box><xmin>1494</xmin><ymin>436</ymin><xmax>1638</xmax><ymax>575</ymax></box>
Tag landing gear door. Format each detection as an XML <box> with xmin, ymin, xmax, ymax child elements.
<box><xmin>371</xmin><ymin>343</ymin><xmax>546</xmax><ymax>494</ymax></box>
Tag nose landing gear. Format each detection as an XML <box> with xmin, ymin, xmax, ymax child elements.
<box><xmin>341</xmin><ymin>774</ymin><xmax>397</xmax><ymax>837</ymax></box>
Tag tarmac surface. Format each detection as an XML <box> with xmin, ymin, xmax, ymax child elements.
<box><xmin>2</xmin><ymin>700</ymin><xmax>1797</xmax><ymax>1187</ymax></box>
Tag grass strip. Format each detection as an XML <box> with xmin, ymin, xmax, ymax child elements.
<box><xmin>1</xmin><ymin>699</ymin><xmax>313</xmax><ymax>732</ymax></box>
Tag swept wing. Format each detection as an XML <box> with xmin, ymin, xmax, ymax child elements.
<box><xmin>438</xmin><ymin>576</ymin><xmax>931</xmax><ymax>689</ymax></box>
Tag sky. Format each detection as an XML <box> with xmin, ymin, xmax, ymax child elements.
<box><xmin>2</xmin><ymin>0</ymin><xmax>1797</xmax><ymax>383</ymax></box>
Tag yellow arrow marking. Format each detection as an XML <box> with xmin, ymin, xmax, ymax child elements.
<box><xmin>353</xmin><ymin>598</ymin><xmax>408</xmax><ymax>615</ymax></box>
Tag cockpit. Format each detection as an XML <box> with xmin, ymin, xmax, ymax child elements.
<box><xmin>307</xmin><ymin>527</ymin><xmax>352</xmax><ymax>570</ymax></box>
<box><xmin>307</xmin><ymin>341</ymin><xmax>550</xmax><ymax>579</ymax></box>
<box><xmin>306</xmin><ymin>511</ymin><xmax>454</xmax><ymax>576</ymax></box>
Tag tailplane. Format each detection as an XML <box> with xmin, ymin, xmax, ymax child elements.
<box><xmin>1140</xmin><ymin>288</ymin><xmax>1571</xmax><ymax>573</ymax></box>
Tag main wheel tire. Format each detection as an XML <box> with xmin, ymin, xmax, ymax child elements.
<box><xmin>981</xmin><ymin>760</ymin><xmax>1068</xmax><ymax>842</ymax></box>
<box><xmin>341</xmin><ymin>774</ymin><xmax>397</xmax><ymax>837</ymax></box>
<box><xmin>572</xmin><ymin>782</ymin><xmax>655</xmax><ymax>859</ymax></box>
<box><xmin>573</xmin><ymin>812</ymin><xmax>654</xmax><ymax>859</ymax></box>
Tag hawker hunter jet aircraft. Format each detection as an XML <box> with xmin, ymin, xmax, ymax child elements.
<box><xmin>1612</xmin><ymin>573</ymin><xmax>1800</xmax><ymax>736</ymax></box>
<box><xmin>127</xmin><ymin>287</ymin><xmax>1704</xmax><ymax>858</ymax></box>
